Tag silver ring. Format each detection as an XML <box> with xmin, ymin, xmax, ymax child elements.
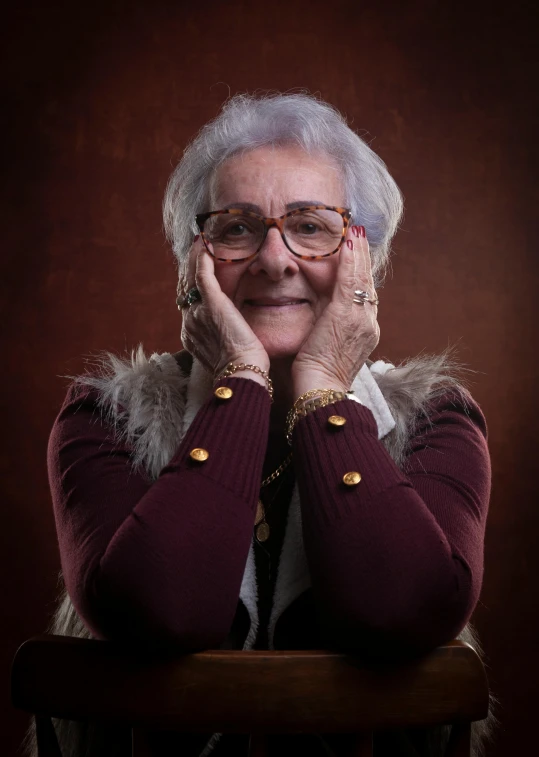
<box><xmin>353</xmin><ymin>289</ymin><xmax>379</xmax><ymax>306</ymax></box>
<box><xmin>176</xmin><ymin>287</ymin><xmax>202</xmax><ymax>309</ymax></box>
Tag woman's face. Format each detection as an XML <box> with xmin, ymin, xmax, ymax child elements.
<box><xmin>201</xmin><ymin>145</ymin><xmax>346</xmax><ymax>359</ymax></box>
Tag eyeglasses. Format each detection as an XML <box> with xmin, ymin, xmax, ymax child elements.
<box><xmin>195</xmin><ymin>205</ymin><xmax>352</xmax><ymax>263</ymax></box>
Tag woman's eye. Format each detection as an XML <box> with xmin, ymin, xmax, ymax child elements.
<box><xmin>298</xmin><ymin>223</ymin><xmax>318</xmax><ymax>235</ymax></box>
<box><xmin>292</xmin><ymin>219</ymin><xmax>324</xmax><ymax>235</ymax></box>
<box><xmin>223</xmin><ymin>222</ymin><xmax>254</xmax><ymax>237</ymax></box>
<box><xmin>227</xmin><ymin>224</ymin><xmax>247</xmax><ymax>235</ymax></box>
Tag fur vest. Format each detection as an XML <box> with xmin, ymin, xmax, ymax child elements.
<box><xmin>25</xmin><ymin>348</ymin><xmax>497</xmax><ymax>757</ymax></box>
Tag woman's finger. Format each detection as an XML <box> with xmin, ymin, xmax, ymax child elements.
<box><xmin>348</xmin><ymin>226</ymin><xmax>377</xmax><ymax>308</ymax></box>
<box><xmin>178</xmin><ymin>234</ymin><xmax>204</xmax><ymax>299</ymax></box>
<box><xmin>332</xmin><ymin>224</ymin><xmax>370</xmax><ymax>306</ymax></box>
<box><xmin>194</xmin><ymin>241</ymin><xmax>222</xmax><ymax>302</ymax></box>
<box><xmin>352</xmin><ymin>226</ymin><xmax>374</xmax><ymax>287</ymax></box>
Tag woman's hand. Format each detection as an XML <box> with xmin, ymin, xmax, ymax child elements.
<box><xmin>291</xmin><ymin>225</ymin><xmax>379</xmax><ymax>397</ymax></box>
<box><xmin>180</xmin><ymin>237</ymin><xmax>270</xmax><ymax>378</ymax></box>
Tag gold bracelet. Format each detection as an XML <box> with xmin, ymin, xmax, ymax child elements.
<box><xmin>286</xmin><ymin>389</ymin><xmax>348</xmax><ymax>444</ymax></box>
<box><xmin>294</xmin><ymin>388</ymin><xmax>348</xmax><ymax>413</ymax></box>
<box><xmin>292</xmin><ymin>389</ymin><xmax>328</xmax><ymax>411</ymax></box>
<box><xmin>216</xmin><ymin>362</ymin><xmax>274</xmax><ymax>402</ymax></box>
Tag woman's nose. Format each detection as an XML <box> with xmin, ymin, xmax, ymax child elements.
<box><xmin>248</xmin><ymin>227</ymin><xmax>300</xmax><ymax>280</ymax></box>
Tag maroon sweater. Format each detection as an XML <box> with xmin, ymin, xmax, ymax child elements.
<box><xmin>47</xmin><ymin>376</ymin><xmax>490</xmax><ymax>658</ymax></box>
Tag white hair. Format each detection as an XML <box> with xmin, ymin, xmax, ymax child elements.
<box><xmin>162</xmin><ymin>92</ymin><xmax>404</xmax><ymax>287</ymax></box>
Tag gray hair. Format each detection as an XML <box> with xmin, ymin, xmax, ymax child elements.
<box><xmin>163</xmin><ymin>92</ymin><xmax>404</xmax><ymax>287</ymax></box>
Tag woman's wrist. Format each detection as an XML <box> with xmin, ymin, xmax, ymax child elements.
<box><xmin>286</xmin><ymin>388</ymin><xmax>351</xmax><ymax>445</ymax></box>
<box><xmin>215</xmin><ymin>360</ymin><xmax>273</xmax><ymax>401</ymax></box>
<box><xmin>219</xmin><ymin>352</ymin><xmax>270</xmax><ymax>375</ymax></box>
<box><xmin>292</xmin><ymin>371</ymin><xmax>349</xmax><ymax>400</ymax></box>
<box><xmin>222</xmin><ymin>370</ymin><xmax>267</xmax><ymax>390</ymax></box>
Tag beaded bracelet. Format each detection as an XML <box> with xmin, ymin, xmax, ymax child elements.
<box><xmin>285</xmin><ymin>389</ymin><xmax>348</xmax><ymax>444</ymax></box>
<box><xmin>216</xmin><ymin>362</ymin><xmax>274</xmax><ymax>402</ymax></box>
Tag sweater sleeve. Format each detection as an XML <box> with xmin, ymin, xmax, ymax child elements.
<box><xmin>292</xmin><ymin>391</ymin><xmax>491</xmax><ymax>658</ymax></box>
<box><xmin>48</xmin><ymin>376</ymin><xmax>270</xmax><ymax>649</ymax></box>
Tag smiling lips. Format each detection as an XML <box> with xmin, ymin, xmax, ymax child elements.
<box><xmin>244</xmin><ymin>297</ymin><xmax>309</xmax><ymax>307</ymax></box>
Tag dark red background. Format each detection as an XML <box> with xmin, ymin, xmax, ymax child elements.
<box><xmin>2</xmin><ymin>1</ymin><xmax>537</xmax><ymax>754</ymax></box>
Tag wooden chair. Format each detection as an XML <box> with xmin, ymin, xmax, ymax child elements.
<box><xmin>11</xmin><ymin>634</ymin><xmax>489</xmax><ymax>757</ymax></box>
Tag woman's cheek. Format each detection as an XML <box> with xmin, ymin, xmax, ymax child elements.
<box><xmin>308</xmin><ymin>265</ymin><xmax>337</xmax><ymax>314</ymax></box>
<box><xmin>215</xmin><ymin>264</ymin><xmax>253</xmax><ymax>302</ymax></box>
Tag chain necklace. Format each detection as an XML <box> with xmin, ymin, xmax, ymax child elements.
<box><xmin>254</xmin><ymin>452</ymin><xmax>293</xmax><ymax>543</ymax></box>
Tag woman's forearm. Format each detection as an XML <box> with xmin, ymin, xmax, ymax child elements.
<box><xmin>293</xmin><ymin>396</ymin><xmax>490</xmax><ymax>656</ymax></box>
<box><xmin>49</xmin><ymin>377</ymin><xmax>270</xmax><ymax>647</ymax></box>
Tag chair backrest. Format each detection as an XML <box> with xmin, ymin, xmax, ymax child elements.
<box><xmin>12</xmin><ymin>635</ymin><xmax>489</xmax><ymax>757</ymax></box>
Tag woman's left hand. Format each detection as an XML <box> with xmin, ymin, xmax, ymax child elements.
<box><xmin>291</xmin><ymin>224</ymin><xmax>379</xmax><ymax>397</ymax></box>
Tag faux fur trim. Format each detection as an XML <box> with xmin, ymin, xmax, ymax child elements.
<box><xmin>70</xmin><ymin>345</ymin><xmax>469</xmax><ymax>479</ymax></box>
<box><xmin>71</xmin><ymin>345</ymin><xmax>190</xmax><ymax>479</ymax></box>
<box><xmin>374</xmin><ymin>349</ymin><xmax>471</xmax><ymax>467</ymax></box>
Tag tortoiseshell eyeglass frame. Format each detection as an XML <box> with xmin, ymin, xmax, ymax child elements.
<box><xmin>195</xmin><ymin>205</ymin><xmax>352</xmax><ymax>263</ymax></box>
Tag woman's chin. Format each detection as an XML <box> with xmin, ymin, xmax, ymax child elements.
<box><xmin>265</xmin><ymin>346</ymin><xmax>300</xmax><ymax>362</ymax></box>
<box><xmin>247</xmin><ymin>315</ymin><xmax>312</xmax><ymax>362</ymax></box>
<box><xmin>256</xmin><ymin>335</ymin><xmax>305</xmax><ymax>362</ymax></box>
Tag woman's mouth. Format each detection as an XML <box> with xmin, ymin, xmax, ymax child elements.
<box><xmin>243</xmin><ymin>298</ymin><xmax>309</xmax><ymax>309</ymax></box>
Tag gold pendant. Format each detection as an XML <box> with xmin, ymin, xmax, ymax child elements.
<box><xmin>255</xmin><ymin>499</ymin><xmax>265</xmax><ymax>526</ymax></box>
<box><xmin>256</xmin><ymin>522</ymin><xmax>270</xmax><ymax>542</ymax></box>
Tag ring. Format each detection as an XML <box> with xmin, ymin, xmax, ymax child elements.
<box><xmin>353</xmin><ymin>289</ymin><xmax>379</xmax><ymax>306</ymax></box>
<box><xmin>176</xmin><ymin>287</ymin><xmax>202</xmax><ymax>309</ymax></box>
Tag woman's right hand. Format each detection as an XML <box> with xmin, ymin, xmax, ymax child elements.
<box><xmin>179</xmin><ymin>237</ymin><xmax>270</xmax><ymax>378</ymax></box>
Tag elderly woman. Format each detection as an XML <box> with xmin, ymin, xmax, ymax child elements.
<box><xmin>41</xmin><ymin>94</ymin><xmax>492</xmax><ymax>757</ymax></box>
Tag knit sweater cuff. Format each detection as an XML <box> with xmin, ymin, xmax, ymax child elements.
<box><xmin>293</xmin><ymin>399</ymin><xmax>410</xmax><ymax>524</ymax></box>
<box><xmin>163</xmin><ymin>377</ymin><xmax>271</xmax><ymax>507</ymax></box>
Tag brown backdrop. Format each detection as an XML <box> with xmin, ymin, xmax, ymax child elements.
<box><xmin>2</xmin><ymin>0</ymin><xmax>537</xmax><ymax>754</ymax></box>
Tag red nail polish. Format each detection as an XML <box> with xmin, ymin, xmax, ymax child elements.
<box><xmin>352</xmin><ymin>226</ymin><xmax>360</xmax><ymax>237</ymax></box>
<box><xmin>194</xmin><ymin>234</ymin><xmax>200</xmax><ymax>242</ymax></box>
<box><xmin>359</xmin><ymin>226</ymin><xmax>366</xmax><ymax>238</ymax></box>
<box><xmin>346</xmin><ymin>240</ymin><xmax>354</xmax><ymax>250</ymax></box>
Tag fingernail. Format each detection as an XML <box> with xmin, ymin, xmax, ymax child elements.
<box><xmin>359</xmin><ymin>226</ymin><xmax>366</xmax><ymax>238</ymax></box>
<box><xmin>352</xmin><ymin>226</ymin><xmax>360</xmax><ymax>237</ymax></box>
<box><xmin>194</xmin><ymin>234</ymin><xmax>200</xmax><ymax>242</ymax></box>
<box><xmin>346</xmin><ymin>240</ymin><xmax>354</xmax><ymax>250</ymax></box>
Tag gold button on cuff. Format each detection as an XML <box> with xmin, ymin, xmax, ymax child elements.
<box><xmin>343</xmin><ymin>471</ymin><xmax>361</xmax><ymax>486</ymax></box>
<box><xmin>190</xmin><ymin>448</ymin><xmax>209</xmax><ymax>462</ymax></box>
<box><xmin>215</xmin><ymin>386</ymin><xmax>233</xmax><ymax>400</ymax></box>
<box><xmin>328</xmin><ymin>415</ymin><xmax>346</xmax><ymax>427</ymax></box>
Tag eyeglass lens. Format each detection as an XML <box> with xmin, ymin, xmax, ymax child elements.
<box><xmin>204</xmin><ymin>210</ymin><xmax>344</xmax><ymax>260</ymax></box>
